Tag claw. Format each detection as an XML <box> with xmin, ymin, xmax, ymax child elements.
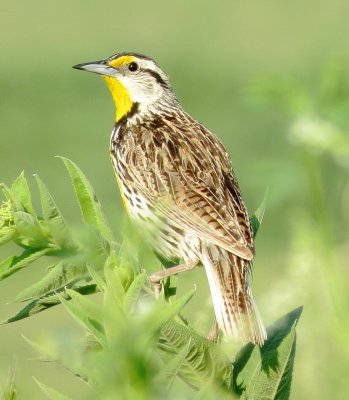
<box><xmin>150</xmin><ymin>273</ymin><xmax>162</xmax><ymax>299</ymax></box>
<box><xmin>152</xmin><ymin>282</ymin><xmax>162</xmax><ymax>298</ymax></box>
<box><xmin>149</xmin><ymin>262</ymin><xmax>198</xmax><ymax>300</ymax></box>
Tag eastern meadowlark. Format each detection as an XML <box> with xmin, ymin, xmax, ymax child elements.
<box><xmin>73</xmin><ymin>52</ymin><xmax>266</xmax><ymax>345</ymax></box>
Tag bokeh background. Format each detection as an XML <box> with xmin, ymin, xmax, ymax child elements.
<box><xmin>1</xmin><ymin>1</ymin><xmax>349</xmax><ymax>398</ymax></box>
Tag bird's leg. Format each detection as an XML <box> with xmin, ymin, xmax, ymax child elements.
<box><xmin>150</xmin><ymin>262</ymin><xmax>198</xmax><ymax>298</ymax></box>
<box><xmin>208</xmin><ymin>319</ymin><xmax>219</xmax><ymax>342</ymax></box>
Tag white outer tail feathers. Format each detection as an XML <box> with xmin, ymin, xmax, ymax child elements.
<box><xmin>201</xmin><ymin>245</ymin><xmax>267</xmax><ymax>345</ymax></box>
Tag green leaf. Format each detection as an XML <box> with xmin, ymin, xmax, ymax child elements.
<box><xmin>35</xmin><ymin>175</ymin><xmax>59</xmax><ymax>220</ymax></box>
<box><xmin>0</xmin><ymin>227</ymin><xmax>15</xmax><ymax>245</ymax></box>
<box><xmin>79</xmin><ymin>332</ymin><xmax>102</xmax><ymax>353</ymax></box>
<box><xmin>231</xmin><ymin>306</ymin><xmax>303</xmax><ymax>400</ymax></box>
<box><xmin>2</xmin><ymin>369</ymin><xmax>17</xmax><ymax>400</ymax></box>
<box><xmin>0</xmin><ymin>183</ymin><xmax>14</xmax><ymax>204</ymax></box>
<box><xmin>123</xmin><ymin>272</ymin><xmax>147</xmax><ymax>313</ymax></box>
<box><xmin>23</xmin><ymin>334</ymin><xmax>57</xmax><ymax>361</ymax></box>
<box><xmin>13</xmin><ymin>211</ymin><xmax>48</xmax><ymax>249</ymax></box>
<box><xmin>159</xmin><ymin>320</ymin><xmax>230</xmax><ymax>389</ymax></box>
<box><xmin>193</xmin><ymin>380</ymin><xmax>239</xmax><ymax>400</ymax></box>
<box><xmin>2</xmin><ymin>284</ymin><xmax>98</xmax><ymax>324</ymax></box>
<box><xmin>103</xmin><ymin>252</ymin><xmax>126</xmax><ymax>306</ymax></box>
<box><xmin>35</xmin><ymin>175</ymin><xmax>75</xmax><ymax>249</ymax></box>
<box><xmin>27</xmin><ymin>335</ymin><xmax>89</xmax><ymax>383</ymax></box>
<box><xmin>3</xmin><ymin>383</ymin><xmax>17</xmax><ymax>400</ymax></box>
<box><xmin>0</xmin><ymin>248</ymin><xmax>50</xmax><ymax>281</ymax></box>
<box><xmin>65</xmin><ymin>288</ymin><xmax>103</xmax><ymax>326</ymax></box>
<box><xmin>251</xmin><ymin>188</ymin><xmax>268</xmax><ymax>238</ymax></box>
<box><xmin>156</xmin><ymin>340</ymin><xmax>192</xmax><ymax>392</ymax></box>
<box><xmin>60</xmin><ymin>157</ymin><xmax>113</xmax><ymax>242</ymax></box>
<box><xmin>0</xmin><ymin>199</ymin><xmax>15</xmax><ymax>244</ymax></box>
<box><xmin>59</xmin><ymin>290</ymin><xmax>106</xmax><ymax>345</ymax></box>
<box><xmin>87</xmin><ymin>264</ymin><xmax>106</xmax><ymax>292</ymax></box>
<box><xmin>11</xmin><ymin>172</ymin><xmax>35</xmax><ymax>215</ymax></box>
<box><xmin>149</xmin><ymin>289</ymin><xmax>196</xmax><ymax>332</ymax></box>
<box><xmin>33</xmin><ymin>378</ymin><xmax>72</xmax><ymax>400</ymax></box>
<box><xmin>15</xmin><ymin>257</ymin><xmax>88</xmax><ymax>301</ymax></box>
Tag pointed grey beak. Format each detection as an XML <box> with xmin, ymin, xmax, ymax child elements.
<box><xmin>73</xmin><ymin>61</ymin><xmax>116</xmax><ymax>77</ymax></box>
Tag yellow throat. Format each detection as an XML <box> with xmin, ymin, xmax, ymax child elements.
<box><xmin>102</xmin><ymin>55</ymin><xmax>135</xmax><ymax>122</ymax></box>
<box><xmin>103</xmin><ymin>76</ymin><xmax>133</xmax><ymax>122</ymax></box>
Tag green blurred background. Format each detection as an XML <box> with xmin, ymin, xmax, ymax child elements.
<box><xmin>1</xmin><ymin>0</ymin><xmax>349</xmax><ymax>398</ymax></box>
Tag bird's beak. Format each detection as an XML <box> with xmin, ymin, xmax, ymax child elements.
<box><xmin>73</xmin><ymin>60</ymin><xmax>116</xmax><ymax>77</ymax></box>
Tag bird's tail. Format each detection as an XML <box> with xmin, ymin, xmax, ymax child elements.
<box><xmin>201</xmin><ymin>244</ymin><xmax>266</xmax><ymax>345</ymax></box>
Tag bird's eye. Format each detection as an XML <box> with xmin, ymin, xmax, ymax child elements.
<box><xmin>128</xmin><ymin>62</ymin><xmax>139</xmax><ymax>72</ymax></box>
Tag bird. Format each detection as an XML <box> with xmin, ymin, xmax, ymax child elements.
<box><xmin>73</xmin><ymin>52</ymin><xmax>266</xmax><ymax>345</ymax></box>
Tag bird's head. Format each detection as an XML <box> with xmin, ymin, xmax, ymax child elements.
<box><xmin>73</xmin><ymin>52</ymin><xmax>178</xmax><ymax>122</ymax></box>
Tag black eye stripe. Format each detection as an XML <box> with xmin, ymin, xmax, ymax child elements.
<box><xmin>143</xmin><ymin>68</ymin><xmax>169</xmax><ymax>88</ymax></box>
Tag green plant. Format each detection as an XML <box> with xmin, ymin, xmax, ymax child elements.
<box><xmin>243</xmin><ymin>60</ymin><xmax>349</xmax><ymax>398</ymax></box>
<box><xmin>0</xmin><ymin>158</ymin><xmax>301</xmax><ymax>399</ymax></box>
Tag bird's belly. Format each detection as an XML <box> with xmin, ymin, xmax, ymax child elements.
<box><xmin>123</xmin><ymin>189</ymin><xmax>200</xmax><ymax>264</ymax></box>
<box><xmin>117</xmin><ymin>180</ymin><xmax>178</xmax><ymax>259</ymax></box>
